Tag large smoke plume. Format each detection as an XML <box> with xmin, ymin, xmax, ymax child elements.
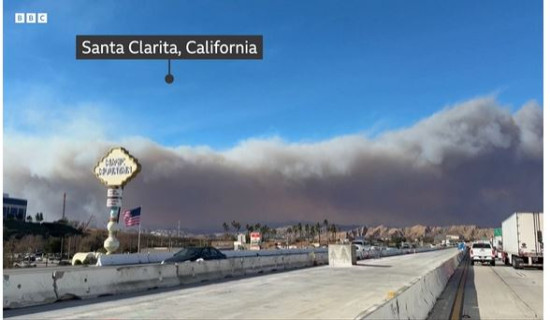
<box><xmin>4</xmin><ymin>97</ymin><xmax>542</xmax><ymax>230</ymax></box>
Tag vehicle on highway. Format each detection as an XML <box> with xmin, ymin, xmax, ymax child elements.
<box><xmin>356</xmin><ymin>245</ymin><xmax>371</xmax><ymax>259</ymax></box>
<box><xmin>23</xmin><ymin>254</ymin><xmax>36</xmax><ymax>262</ymax></box>
<box><xmin>501</xmin><ymin>212</ymin><xmax>543</xmax><ymax>269</ymax></box>
<box><xmin>470</xmin><ymin>240</ymin><xmax>496</xmax><ymax>266</ymax></box>
<box><xmin>13</xmin><ymin>261</ymin><xmax>37</xmax><ymax>268</ymax></box>
<box><xmin>366</xmin><ymin>246</ymin><xmax>381</xmax><ymax>258</ymax></box>
<box><xmin>161</xmin><ymin>246</ymin><xmax>227</xmax><ymax>264</ymax></box>
<box><xmin>351</xmin><ymin>239</ymin><xmax>368</xmax><ymax>246</ymax></box>
<box><xmin>351</xmin><ymin>240</ymin><xmax>382</xmax><ymax>260</ymax></box>
<box><xmin>352</xmin><ymin>244</ymin><xmax>367</xmax><ymax>259</ymax></box>
<box><xmin>351</xmin><ymin>239</ymin><xmax>370</xmax><ymax>260</ymax></box>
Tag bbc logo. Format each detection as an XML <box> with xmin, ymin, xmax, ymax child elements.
<box><xmin>15</xmin><ymin>13</ymin><xmax>48</xmax><ymax>24</ymax></box>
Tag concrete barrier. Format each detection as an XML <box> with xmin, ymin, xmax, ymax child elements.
<box><xmin>364</xmin><ymin>246</ymin><xmax>447</xmax><ymax>260</ymax></box>
<box><xmin>3</xmin><ymin>271</ymin><xmax>58</xmax><ymax>308</ymax></box>
<box><xmin>329</xmin><ymin>244</ymin><xmax>357</xmax><ymax>267</ymax></box>
<box><xmin>357</xmin><ymin>250</ymin><xmax>464</xmax><ymax>319</ymax></box>
<box><xmin>4</xmin><ymin>252</ymin><xmax>328</xmax><ymax>309</ymax></box>
<box><xmin>93</xmin><ymin>248</ymin><xmax>328</xmax><ymax>266</ymax></box>
<box><xmin>54</xmin><ymin>267</ymin><xmax>118</xmax><ymax>299</ymax></box>
<box><xmin>89</xmin><ymin>247</ymin><xmax>444</xmax><ymax>267</ymax></box>
<box><xmin>96</xmin><ymin>252</ymin><xmax>173</xmax><ymax>266</ymax></box>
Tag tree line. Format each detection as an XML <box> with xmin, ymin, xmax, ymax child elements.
<box><xmin>3</xmin><ymin>217</ymin><xmax>206</xmax><ymax>268</ymax></box>
<box><xmin>222</xmin><ymin>219</ymin><xmax>340</xmax><ymax>246</ymax></box>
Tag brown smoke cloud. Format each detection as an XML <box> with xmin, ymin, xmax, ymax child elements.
<box><xmin>3</xmin><ymin>97</ymin><xmax>542</xmax><ymax>230</ymax></box>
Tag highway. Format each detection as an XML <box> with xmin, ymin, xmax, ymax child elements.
<box><xmin>429</xmin><ymin>259</ymin><xmax>543</xmax><ymax>319</ymax></box>
<box><xmin>5</xmin><ymin>249</ymin><xmax>458</xmax><ymax>319</ymax></box>
<box><xmin>463</xmin><ymin>261</ymin><xmax>543</xmax><ymax>319</ymax></box>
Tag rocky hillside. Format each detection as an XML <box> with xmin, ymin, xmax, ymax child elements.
<box><xmin>345</xmin><ymin>224</ymin><xmax>494</xmax><ymax>242</ymax></box>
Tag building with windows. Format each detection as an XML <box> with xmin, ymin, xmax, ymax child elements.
<box><xmin>3</xmin><ymin>193</ymin><xmax>28</xmax><ymax>221</ymax></box>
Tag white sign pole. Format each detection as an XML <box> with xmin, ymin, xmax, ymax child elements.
<box><xmin>104</xmin><ymin>187</ymin><xmax>122</xmax><ymax>254</ymax></box>
<box><xmin>94</xmin><ymin>147</ymin><xmax>141</xmax><ymax>255</ymax></box>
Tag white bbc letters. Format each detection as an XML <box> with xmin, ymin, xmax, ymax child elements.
<box><xmin>38</xmin><ymin>13</ymin><xmax>48</xmax><ymax>23</ymax></box>
<box><xmin>26</xmin><ymin>13</ymin><xmax>36</xmax><ymax>23</ymax></box>
<box><xmin>15</xmin><ymin>13</ymin><xmax>25</xmax><ymax>23</ymax></box>
<box><xmin>15</xmin><ymin>12</ymin><xmax>48</xmax><ymax>24</ymax></box>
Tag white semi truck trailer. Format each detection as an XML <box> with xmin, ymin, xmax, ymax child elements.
<box><xmin>501</xmin><ymin>212</ymin><xmax>543</xmax><ymax>269</ymax></box>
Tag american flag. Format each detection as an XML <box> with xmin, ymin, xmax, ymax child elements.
<box><xmin>123</xmin><ymin>207</ymin><xmax>141</xmax><ymax>226</ymax></box>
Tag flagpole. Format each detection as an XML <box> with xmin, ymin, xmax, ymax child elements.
<box><xmin>124</xmin><ymin>206</ymin><xmax>142</xmax><ymax>253</ymax></box>
<box><xmin>138</xmin><ymin>222</ymin><xmax>141</xmax><ymax>253</ymax></box>
<box><xmin>137</xmin><ymin>207</ymin><xmax>142</xmax><ymax>253</ymax></box>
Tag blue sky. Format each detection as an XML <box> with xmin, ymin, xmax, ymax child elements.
<box><xmin>2</xmin><ymin>1</ymin><xmax>544</xmax><ymax>229</ymax></box>
<box><xmin>4</xmin><ymin>0</ymin><xmax>542</xmax><ymax>149</ymax></box>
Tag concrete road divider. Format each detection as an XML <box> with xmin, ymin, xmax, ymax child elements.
<box><xmin>358</xmin><ymin>250</ymin><xmax>465</xmax><ymax>319</ymax></box>
<box><xmin>3</xmin><ymin>271</ymin><xmax>57</xmax><ymax>309</ymax></box>
<box><xmin>4</xmin><ymin>251</ymin><xmax>328</xmax><ymax>309</ymax></box>
<box><xmin>329</xmin><ymin>244</ymin><xmax>357</xmax><ymax>267</ymax></box>
<box><xmin>95</xmin><ymin>252</ymin><xmax>174</xmax><ymax>266</ymax></box>
<box><xmin>92</xmin><ymin>248</ymin><xmax>329</xmax><ymax>266</ymax></box>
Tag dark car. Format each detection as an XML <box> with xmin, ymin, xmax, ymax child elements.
<box><xmin>161</xmin><ymin>246</ymin><xmax>227</xmax><ymax>264</ymax></box>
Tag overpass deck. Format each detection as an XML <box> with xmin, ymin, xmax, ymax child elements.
<box><xmin>5</xmin><ymin>249</ymin><xmax>459</xmax><ymax>319</ymax></box>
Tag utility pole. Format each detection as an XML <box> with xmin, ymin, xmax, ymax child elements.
<box><xmin>60</xmin><ymin>193</ymin><xmax>66</xmax><ymax>260</ymax></box>
<box><xmin>62</xmin><ymin>192</ymin><xmax>66</xmax><ymax>220</ymax></box>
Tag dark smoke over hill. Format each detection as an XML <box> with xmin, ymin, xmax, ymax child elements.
<box><xmin>4</xmin><ymin>97</ymin><xmax>542</xmax><ymax>230</ymax></box>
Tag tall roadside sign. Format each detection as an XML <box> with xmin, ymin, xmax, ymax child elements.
<box><xmin>250</xmin><ymin>232</ymin><xmax>262</xmax><ymax>250</ymax></box>
<box><xmin>94</xmin><ymin>147</ymin><xmax>141</xmax><ymax>254</ymax></box>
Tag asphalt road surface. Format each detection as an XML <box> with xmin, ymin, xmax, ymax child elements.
<box><xmin>429</xmin><ymin>259</ymin><xmax>543</xmax><ymax>319</ymax></box>
<box><xmin>463</xmin><ymin>260</ymin><xmax>543</xmax><ymax>319</ymax></box>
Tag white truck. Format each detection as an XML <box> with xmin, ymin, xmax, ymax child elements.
<box><xmin>351</xmin><ymin>239</ymin><xmax>369</xmax><ymax>260</ymax></box>
<box><xmin>470</xmin><ymin>240</ymin><xmax>496</xmax><ymax>266</ymax></box>
<box><xmin>501</xmin><ymin>212</ymin><xmax>543</xmax><ymax>269</ymax></box>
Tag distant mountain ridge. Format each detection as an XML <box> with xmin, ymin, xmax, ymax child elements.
<box><xmin>145</xmin><ymin>223</ymin><xmax>494</xmax><ymax>242</ymax></box>
<box><xmin>344</xmin><ymin>224</ymin><xmax>494</xmax><ymax>242</ymax></box>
